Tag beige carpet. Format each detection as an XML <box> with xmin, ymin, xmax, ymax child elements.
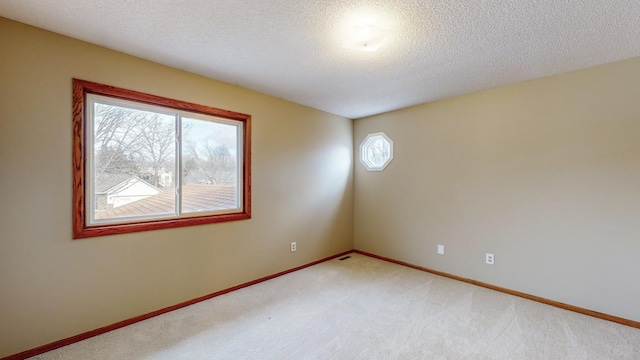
<box><xmin>29</xmin><ymin>253</ymin><xmax>640</xmax><ymax>359</ymax></box>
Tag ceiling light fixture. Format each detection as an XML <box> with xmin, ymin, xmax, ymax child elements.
<box><xmin>342</xmin><ymin>22</ymin><xmax>390</xmax><ymax>52</ymax></box>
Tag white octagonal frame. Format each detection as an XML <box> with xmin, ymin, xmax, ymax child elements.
<box><xmin>360</xmin><ymin>132</ymin><xmax>393</xmax><ymax>171</ymax></box>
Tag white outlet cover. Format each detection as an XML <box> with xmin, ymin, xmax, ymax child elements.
<box><xmin>437</xmin><ymin>244</ymin><xmax>445</xmax><ymax>255</ymax></box>
<box><xmin>486</xmin><ymin>253</ymin><xmax>495</xmax><ymax>265</ymax></box>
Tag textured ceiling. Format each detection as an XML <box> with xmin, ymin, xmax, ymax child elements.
<box><xmin>1</xmin><ymin>1</ymin><xmax>639</xmax><ymax>119</ymax></box>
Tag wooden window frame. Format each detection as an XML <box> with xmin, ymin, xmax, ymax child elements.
<box><xmin>72</xmin><ymin>79</ymin><xmax>251</xmax><ymax>239</ymax></box>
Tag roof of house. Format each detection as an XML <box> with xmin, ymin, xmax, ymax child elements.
<box><xmin>95</xmin><ymin>184</ymin><xmax>237</xmax><ymax>220</ymax></box>
<box><xmin>95</xmin><ymin>174</ymin><xmax>159</xmax><ymax>194</ymax></box>
<box><xmin>95</xmin><ymin>173</ymin><xmax>132</xmax><ymax>193</ymax></box>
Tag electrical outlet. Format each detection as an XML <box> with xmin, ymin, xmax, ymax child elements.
<box><xmin>486</xmin><ymin>253</ymin><xmax>495</xmax><ymax>265</ymax></box>
<box><xmin>437</xmin><ymin>244</ymin><xmax>445</xmax><ymax>255</ymax></box>
<box><xmin>290</xmin><ymin>242</ymin><xmax>297</xmax><ymax>252</ymax></box>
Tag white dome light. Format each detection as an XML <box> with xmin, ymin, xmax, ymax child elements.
<box><xmin>342</xmin><ymin>13</ymin><xmax>391</xmax><ymax>52</ymax></box>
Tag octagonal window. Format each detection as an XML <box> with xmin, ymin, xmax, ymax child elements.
<box><xmin>360</xmin><ymin>132</ymin><xmax>393</xmax><ymax>171</ymax></box>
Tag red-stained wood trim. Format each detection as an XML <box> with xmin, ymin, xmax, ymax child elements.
<box><xmin>73</xmin><ymin>213</ymin><xmax>252</xmax><ymax>239</ymax></box>
<box><xmin>1</xmin><ymin>251</ymin><xmax>353</xmax><ymax>360</ymax></box>
<box><xmin>71</xmin><ymin>79</ymin><xmax>252</xmax><ymax>239</ymax></box>
<box><xmin>242</xmin><ymin>111</ymin><xmax>252</xmax><ymax>219</ymax></box>
<box><xmin>71</xmin><ymin>79</ymin><xmax>86</xmax><ymax>238</ymax></box>
<box><xmin>74</xmin><ymin>79</ymin><xmax>250</xmax><ymax>121</ymax></box>
<box><xmin>353</xmin><ymin>250</ymin><xmax>640</xmax><ymax>330</ymax></box>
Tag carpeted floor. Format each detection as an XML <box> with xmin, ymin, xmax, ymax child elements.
<box><xmin>29</xmin><ymin>253</ymin><xmax>640</xmax><ymax>359</ymax></box>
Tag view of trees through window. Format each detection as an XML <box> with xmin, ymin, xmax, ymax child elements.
<box><xmin>91</xmin><ymin>98</ymin><xmax>241</xmax><ymax>222</ymax></box>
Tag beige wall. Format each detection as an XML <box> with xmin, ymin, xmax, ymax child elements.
<box><xmin>354</xmin><ymin>56</ymin><xmax>640</xmax><ymax>322</ymax></box>
<box><xmin>0</xmin><ymin>18</ymin><xmax>353</xmax><ymax>357</ymax></box>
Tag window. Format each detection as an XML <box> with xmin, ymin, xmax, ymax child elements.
<box><xmin>72</xmin><ymin>79</ymin><xmax>251</xmax><ymax>238</ymax></box>
<box><xmin>360</xmin><ymin>132</ymin><xmax>393</xmax><ymax>171</ymax></box>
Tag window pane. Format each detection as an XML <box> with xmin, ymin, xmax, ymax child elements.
<box><xmin>181</xmin><ymin>116</ymin><xmax>240</xmax><ymax>213</ymax></box>
<box><xmin>360</xmin><ymin>132</ymin><xmax>393</xmax><ymax>171</ymax></box>
<box><xmin>92</xmin><ymin>101</ymin><xmax>176</xmax><ymax>222</ymax></box>
<box><xmin>366</xmin><ymin>137</ymin><xmax>391</xmax><ymax>167</ymax></box>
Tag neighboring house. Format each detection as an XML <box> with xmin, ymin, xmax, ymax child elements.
<box><xmin>96</xmin><ymin>184</ymin><xmax>237</xmax><ymax>220</ymax></box>
<box><xmin>95</xmin><ymin>174</ymin><xmax>160</xmax><ymax>211</ymax></box>
<box><xmin>140</xmin><ymin>169</ymin><xmax>173</xmax><ymax>188</ymax></box>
